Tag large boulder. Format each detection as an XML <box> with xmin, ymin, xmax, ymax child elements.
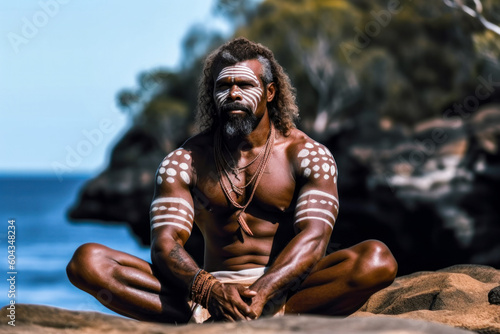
<box><xmin>351</xmin><ymin>264</ymin><xmax>500</xmax><ymax>333</ymax></box>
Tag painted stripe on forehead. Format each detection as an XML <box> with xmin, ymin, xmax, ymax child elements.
<box><xmin>217</xmin><ymin>65</ymin><xmax>258</xmax><ymax>77</ymax></box>
<box><xmin>151</xmin><ymin>214</ymin><xmax>192</xmax><ymax>227</ymax></box>
<box><xmin>217</xmin><ymin>65</ymin><xmax>260</xmax><ymax>83</ymax></box>
<box><xmin>151</xmin><ymin>197</ymin><xmax>194</xmax><ymax>215</ymax></box>
<box><xmin>294</xmin><ymin>216</ymin><xmax>334</xmax><ymax>229</ymax></box>
<box><xmin>295</xmin><ymin>208</ymin><xmax>336</xmax><ymax>221</ymax></box>
<box><xmin>151</xmin><ymin>222</ymin><xmax>191</xmax><ymax>234</ymax></box>
<box><xmin>298</xmin><ymin>190</ymin><xmax>339</xmax><ymax>204</ymax></box>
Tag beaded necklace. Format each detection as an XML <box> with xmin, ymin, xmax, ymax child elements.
<box><xmin>214</xmin><ymin>123</ymin><xmax>275</xmax><ymax>236</ymax></box>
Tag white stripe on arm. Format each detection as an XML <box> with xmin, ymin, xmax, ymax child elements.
<box><xmin>298</xmin><ymin>190</ymin><xmax>339</xmax><ymax>204</ymax></box>
<box><xmin>151</xmin><ymin>214</ymin><xmax>193</xmax><ymax>227</ymax></box>
<box><xmin>295</xmin><ymin>208</ymin><xmax>336</xmax><ymax>221</ymax></box>
<box><xmin>151</xmin><ymin>222</ymin><xmax>192</xmax><ymax>234</ymax></box>
<box><xmin>294</xmin><ymin>216</ymin><xmax>334</xmax><ymax>230</ymax></box>
<box><xmin>151</xmin><ymin>197</ymin><xmax>194</xmax><ymax>215</ymax></box>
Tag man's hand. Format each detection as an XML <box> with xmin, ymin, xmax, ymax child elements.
<box><xmin>246</xmin><ymin>293</ymin><xmax>268</xmax><ymax>319</ymax></box>
<box><xmin>207</xmin><ymin>282</ymin><xmax>257</xmax><ymax>321</ymax></box>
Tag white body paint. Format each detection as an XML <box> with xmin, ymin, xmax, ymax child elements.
<box><xmin>156</xmin><ymin>148</ymin><xmax>192</xmax><ymax>186</ymax></box>
<box><xmin>294</xmin><ymin>189</ymin><xmax>339</xmax><ymax>230</ymax></box>
<box><xmin>150</xmin><ymin>196</ymin><xmax>195</xmax><ymax>235</ymax></box>
<box><xmin>294</xmin><ymin>140</ymin><xmax>339</xmax><ymax>230</ymax></box>
<box><xmin>296</xmin><ymin>141</ymin><xmax>338</xmax><ymax>182</ymax></box>
<box><xmin>151</xmin><ymin>197</ymin><xmax>194</xmax><ymax>215</ymax></box>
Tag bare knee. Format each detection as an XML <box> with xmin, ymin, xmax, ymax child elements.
<box><xmin>67</xmin><ymin>243</ymin><xmax>112</xmax><ymax>291</ymax></box>
<box><xmin>349</xmin><ymin>240</ymin><xmax>398</xmax><ymax>290</ymax></box>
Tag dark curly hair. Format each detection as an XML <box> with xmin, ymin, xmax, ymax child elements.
<box><xmin>196</xmin><ymin>37</ymin><xmax>299</xmax><ymax>136</ymax></box>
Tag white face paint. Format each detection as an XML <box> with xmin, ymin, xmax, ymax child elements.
<box><xmin>214</xmin><ymin>64</ymin><xmax>264</xmax><ymax>114</ymax></box>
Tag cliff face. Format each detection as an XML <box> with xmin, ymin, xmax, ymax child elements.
<box><xmin>325</xmin><ymin>104</ymin><xmax>500</xmax><ymax>275</ymax></box>
<box><xmin>3</xmin><ymin>265</ymin><xmax>499</xmax><ymax>333</ymax></box>
<box><xmin>69</xmin><ymin>105</ymin><xmax>500</xmax><ymax>274</ymax></box>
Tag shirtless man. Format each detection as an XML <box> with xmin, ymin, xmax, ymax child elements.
<box><xmin>67</xmin><ymin>37</ymin><xmax>397</xmax><ymax>323</ymax></box>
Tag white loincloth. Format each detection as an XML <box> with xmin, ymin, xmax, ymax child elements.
<box><xmin>189</xmin><ymin>267</ymin><xmax>286</xmax><ymax>323</ymax></box>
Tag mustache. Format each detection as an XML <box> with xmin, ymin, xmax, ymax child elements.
<box><xmin>219</xmin><ymin>102</ymin><xmax>252</xmax><ymax>115</ymax></box>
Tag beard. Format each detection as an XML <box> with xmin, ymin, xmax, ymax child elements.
<box><xmin>219</xmin><ymin>102</ymin><xmax>259</xmax><ymax>139</ymax></box>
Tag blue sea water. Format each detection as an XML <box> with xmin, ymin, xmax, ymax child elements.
<box><xmin>0</xmin><ymin>174</ymin><xmax>150</xmax><ymax>316</ymax></box>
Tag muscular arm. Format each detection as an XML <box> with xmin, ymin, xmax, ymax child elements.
<box><xmin>150</xmin><ymin>146</ymin><xmax>255</xmax><ymax>321</ymax></box>
<box><xmin>150</xmin><ymin>148</ymin><xmax>199</xmax><ymax>293</ymax></box>
<box><xmin>249</xmin><ymin>141</ymin><xmax>339</xmax><ymax>317</ymax></box>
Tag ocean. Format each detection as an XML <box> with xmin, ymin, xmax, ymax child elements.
<box><xmin>0</xmin><ymin>174</ymin><xmax>151</xmax><ymax>316</ymax></box>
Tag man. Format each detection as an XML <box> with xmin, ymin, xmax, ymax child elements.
<box><xmin>67</xmin><ymin>37</ymin><xmax>397</xmax><ymax>323</ymax></box>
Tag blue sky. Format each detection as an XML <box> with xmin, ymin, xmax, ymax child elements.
<box><xmin>1</xmin><ymin>0</ymin><xmax>230</xmax><ymax>175</ymax></box>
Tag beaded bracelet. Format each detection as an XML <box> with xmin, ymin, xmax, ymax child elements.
<box><xmin>190</xmin><ymin>270</ymin><xmax>218</xmax><ymax>308</ymax></box>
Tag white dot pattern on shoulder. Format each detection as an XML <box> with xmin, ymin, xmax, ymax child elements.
<box><xmin>157</xmin><ymin>148</ymin><xmax>193</xmax><ymax>185</ymax></box>
<box><xmin>297</xmin><ymin>141</ymin><xmax>337</xmax><ymax>182</ymax></box>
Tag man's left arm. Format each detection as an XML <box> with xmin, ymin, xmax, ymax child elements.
<box><xmin>248</xmin><ymin>142</ymin><xmax>339</xmax><ymax>317</ymax></box>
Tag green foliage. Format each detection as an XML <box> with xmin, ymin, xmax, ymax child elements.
<box><xmin>118</xmin><ymin>0</ymin><xmax>500</xmax><ymax>141</ymax></box>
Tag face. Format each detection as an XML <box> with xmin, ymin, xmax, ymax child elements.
<box><xmin>213</xmin><ymin>60</ymin><xmax>272</xmax><ymax>138</ymax></box>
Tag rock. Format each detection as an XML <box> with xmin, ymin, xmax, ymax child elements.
<box><xmin>2</xmin><ymin>265</ymin><xmax>498</xmax><ymax>333</ymax></box>
<box><xmin>351</xmin><ymin>264</ymin><xmax>500</xmax><ymax>333</ymax></box>
<box><xmin>328</xmin><ymin>104</ymin><xmax>500</xmax><ymax>275</ymax></box>
<box><xmin>489</xmin><ymin>286</ymin><xmax>500</xmax><ymax>305</ymax></box>
<box><xmin>0</xmin><ymin>304</ymin><xmax>474</xmax><ymax>334</ymax></box>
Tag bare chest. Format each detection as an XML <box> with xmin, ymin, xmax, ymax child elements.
<box><xmin>192</xmin><ymin>151</ymin><xmax>296</xmax><ymax>219</ymax></box>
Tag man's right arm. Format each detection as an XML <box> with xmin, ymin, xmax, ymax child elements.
<box><xmin>150</xmin><ymin>147</ymin><xmax>255</xmax><ymax>321</ymax></box>
<box><xmin>150</xmin><ymin>147</ymin><xmax>199</xmax><ymax>293</ymax></box>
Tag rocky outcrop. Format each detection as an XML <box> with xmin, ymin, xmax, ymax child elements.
<box><xmin>351</xmin><ymin>264</ymin><xmax>500</xmax><ymax>333</ymax></box>
<box><xmin>0</xmin><ymin>305</ymin><xmax>475</xmax><ymax>334</ymax></box>
<box><xmin>325</xmin><ymin>104</ymin><xmax>500</xmax><ymax>274</ymax></box>
<box><xmin>2</xmin><ymin>265</ymin><xmax>499</xmax><ymax>333</ymax></box>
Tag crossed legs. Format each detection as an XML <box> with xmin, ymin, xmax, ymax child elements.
<box><xmin>66</xmin><ymin>243</ymin><xmax>191</xmax><ymax>323</ymax></box>
<box><xmin>66</xmin><ymin>240</ymin><xmax>397</xmax><ymax>323</ymax></box>
<box><xmin>285</xmin><ymin>239</ymin><xmax>398</xmax><ymax>315</ymax></box>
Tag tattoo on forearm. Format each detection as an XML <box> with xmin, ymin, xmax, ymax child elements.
<box><xmin>168</xmin><ymin>243</ymin><xmax>195</xmax><ymax>280</ymax></box>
